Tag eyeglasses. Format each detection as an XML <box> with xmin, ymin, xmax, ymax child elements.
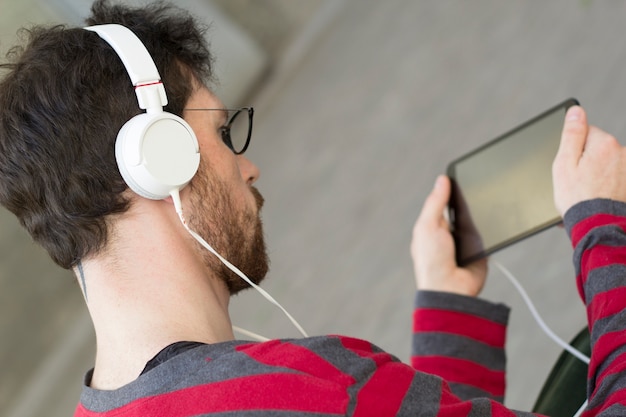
<box><xmin>184</xmin><ymin>107</ymin><xmax>254</xmax><ymax>154</ymax></box>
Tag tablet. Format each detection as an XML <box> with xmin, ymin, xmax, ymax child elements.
<box><xmin>447</xmin><ymin>98</ymin><xmax>579</xmax><ymax>266</ymax></box>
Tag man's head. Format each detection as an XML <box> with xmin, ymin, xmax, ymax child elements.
<box><xmin>0</xmin><ymin>0</ymin><xmax>213</xmax><ymax>269</ymax></box>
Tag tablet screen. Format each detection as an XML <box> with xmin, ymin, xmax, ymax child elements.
<box><xmin>447</xmin><ymin>99</ymin><xmax>578</xmax><ymax>265</ymax></box>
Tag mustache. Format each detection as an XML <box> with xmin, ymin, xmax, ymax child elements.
<box><xmin>250</xmin><ymin>186</ymin><xmax>264</xmax><ymax>210</ymax></box>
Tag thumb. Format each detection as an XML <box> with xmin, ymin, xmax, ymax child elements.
<box><xmin>417</xmin><ymin>175</ymin><xmax>450</xmax><ymax>227</ymax></box>
<box><xmin>555</xmin><ymin>106</ymin><xmax>588</xmax><ymax>169</ymax></box>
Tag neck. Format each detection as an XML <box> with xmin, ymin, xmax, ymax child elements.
<box><xmin>79</xmin><ymin>198</ymin><xmax>234</xmax><ymax>390</ymax></box>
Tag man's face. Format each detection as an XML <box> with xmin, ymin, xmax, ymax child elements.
<box><xmin>182</xmin><ymin>87</ymin><xmax>269</xmax><ymax>294</ymax></box>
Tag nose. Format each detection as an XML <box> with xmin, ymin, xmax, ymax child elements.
<box><xmin>237</xmin><ymin>155</ymin><xmax>260</xmax><ymax>185</ymax></box>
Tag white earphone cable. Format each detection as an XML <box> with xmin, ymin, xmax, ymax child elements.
<box><xmin>573</xmin><ymin>400</ymin><xmax>588</xmax><ymax>417</ymax></box>
<box><xmin>491</xmin><ymin>259</ymin><xmax>590</xmax><ymax>365</ymax></box>
<box><xmin>491</xmin><ymin>260</ymin><xmax>589</xmax><ymax>417</ymax></box>
<box><xmin>232</xmin><ymin>325</ymin><xmax>271</xmax><ymax>342</ymax></box>
<box><xmin>170</xmin><ymin>190</ymin><xmax>309</xmax><ymax>338</ymax></box>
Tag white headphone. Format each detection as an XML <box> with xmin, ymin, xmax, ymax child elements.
<box><xmin>84</xmin><ymin>24</ymin><xmax>200</xmax><ymax>200</ymax></box>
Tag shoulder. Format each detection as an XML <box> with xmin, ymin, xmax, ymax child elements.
<box><xmin>78</xmin><ymin>336</ymin><xmax>410</xmax><ymax>416</ymax></box>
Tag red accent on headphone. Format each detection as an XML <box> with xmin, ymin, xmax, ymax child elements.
<box><xmin>135</xmin><ymin>81</ymin><xmax>163</xmax><ymax>89</ymax></box>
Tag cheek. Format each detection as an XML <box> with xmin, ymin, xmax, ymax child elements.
<box><xmin>198</xmin><ymin>143</ymin><xmax>246</xmax><ymax>186</ymax></box>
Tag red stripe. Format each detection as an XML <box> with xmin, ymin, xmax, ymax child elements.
<box><xmin>437</xmin><ymin>386</ymin><xmax>472</xmax><ymax>416</ymax></box>
<box><xmin>588</xmin><ymin>330</ymin><xmax>626</xmax><ymax>394</ymax></box>
<box><xmin>576</xmin><ymin>272</ymin><xmax>585</xmax><ymax>303</ymax></box>
<box><xmin>337</xmin><ymin>337</ymin><xmax>415</xmax><ymax>416</ymax></box>
<box><xmin>340</xmin><ymin>336</ymin><xmax>414</xmax><ymax>373</ymax></box>
<box><xmin>583</xmin><ymin>244</ymin><xmax>626</xmax><ymax>289</ymax></box>
<box><xmin>412</xmin><ymin>355</ymin><xmax>505</xmax><ymax>397</ymax></box>
<box><xmin>236</xmin><ymin>340</ymin><xmax>356</xmax><ymax>386</ymax></box>
<box><xmin>413</xmin><ymin>308</ymin><xmax>506</xmax><ymax>347</ymax></box>
<box><xmin>583</xmin><ymin>386</ymin><xmax>626</xmax><ymax>417</ymax></box>
<box><xmin>570</xmin><ymin>213</ymin><xmax>626</xmax><ymax>248</ymax></box>
<box><xmin>594</xmin><ymin>351</ymin><xmax>626</xmax><ymax>395</ymax></box>
<box><xmin>74</xmin><ymin>373</ymin><xmax>347</xmax><ymax>417</ymax></box>
<box><xmin>337</xmin><ymin>336</ymin><xmax>374</xmax><ymax>352</ymax></box>
<box><xmin>338</xmin><ymin>336</ymin><xmax>403</xmax><ymax>370</ymax></box>
<box><xmin>588</xmin><ymin>287</ymin><xmax>626</xmax><ymax>324</ymax></box>
<box><xmin>352</xmin><ymin>361</ymin><xmax>415</xmax><ymax>416</ymax></box>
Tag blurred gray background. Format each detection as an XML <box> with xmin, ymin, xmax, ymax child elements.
<box><xmin>3</xmin><ymin>0</ymin><xmax>624</xmax><ymax>415</ymax></box>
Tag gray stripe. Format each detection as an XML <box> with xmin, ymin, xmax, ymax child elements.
<box><xmin>449</xmin><ymin>383</ymin><xmax>502</xmax><ymax>403</ymax></box>
<box><xmin>290</xmin><ymin>335</ymin><xmax>392</xmax><ymax>371</ymax></box>
<box><xmin>466</xmin><ymin>398</ymin><xmax>493</xmax><ymax>417</ymax></box>
<box><xmin>415</xmin><ymin>291</ymin><xmax>510</xmax><ymax>325</ymax></box>
<box><xmin>595</xmin><ymin>403</ymin><xmax>626</xmax><ymax>416</ymax></box>
<box><xmin>396</xmin><ymin>371</ymin><xmax>443</xmax><ymax>417</ymax></box>
<box><xmin>513</xmin><ymin>410</ymin><xmax>537</xmax><ymax>417</ymax></box>
<box><xmin>590</xmin><ymin>313</ymin><xmax>626</xmax><ymax>347</ymax></box>
<box><xmin>584</xmin><ymin>264</ymin><xmax>626</xmax><ymax>309</ymax></box>
<box><xmin>413</xmin><ymin>332</ymin><xmax>505</xmax><ymax>372</ymax></box>
<box><xmin>564</xmin><ymin>199</ymin><xmax>626</xmax><ymax>237</ymax></box>
<box><xmin>465</xmin><ymin>396</ymin><xmax>536</xmax><ymax>417</ymax></box>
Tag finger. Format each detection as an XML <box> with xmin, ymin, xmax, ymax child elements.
<box><xmin>555</xmin><ymin>106</ymin><xmax>588</xmax><ymax>168</ymax></box>
<box><xmin>417</xmin><ymin>175</ymin><xmax>451</xmax><ymax>226</ymax></box>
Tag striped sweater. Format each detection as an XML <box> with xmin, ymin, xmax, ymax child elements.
<box><xmin>74</xmin><ymin>199</ymin><xmax>626</xmax><ymax>416</ymax></box>
<box><xmin>565</xmin><ymin>199</ymin><xmax>626</xmax><ymax>416</ymax></box>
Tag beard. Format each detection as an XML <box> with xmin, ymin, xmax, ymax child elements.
<box><xmin>186</xmin><ymin>161</ymin><xmax>269</xmax><ymax>295</ymax></box>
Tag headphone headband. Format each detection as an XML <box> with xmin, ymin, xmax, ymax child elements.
<box><xmin>83</xmin><ymin>24</ymin><xmax>200</xmax><ymax>200</ymax></box>
<box><xmin>84</xmin><ymin>24</ymin><xmax>168</xmax><ymax>111</ymax></box>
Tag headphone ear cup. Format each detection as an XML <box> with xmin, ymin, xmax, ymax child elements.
<box><xmin>116</xmin><ymin>112</ymin><xmax>200</xmax><ymax>200</ymax></box>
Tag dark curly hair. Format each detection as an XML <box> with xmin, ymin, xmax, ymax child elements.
<box><xmin>0</xmin><ymin>0</ymin><xmax>214</xmax><ymax>268</ymax></box>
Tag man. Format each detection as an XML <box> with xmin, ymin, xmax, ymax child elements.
<box><xmin>1</xmin><ymin>1</ymin><xmax>626</xmax><ymax>415</ymax></box>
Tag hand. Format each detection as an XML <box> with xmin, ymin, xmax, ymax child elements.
<box><xmin>411</xmin><ymin>175</ymin><xmax>487</xmax><ymax>297</ymax></box>
<box><xmin>553</xmin><ymin>106</ymin><xmax>626</xmax><ymax>216</ymax></box>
